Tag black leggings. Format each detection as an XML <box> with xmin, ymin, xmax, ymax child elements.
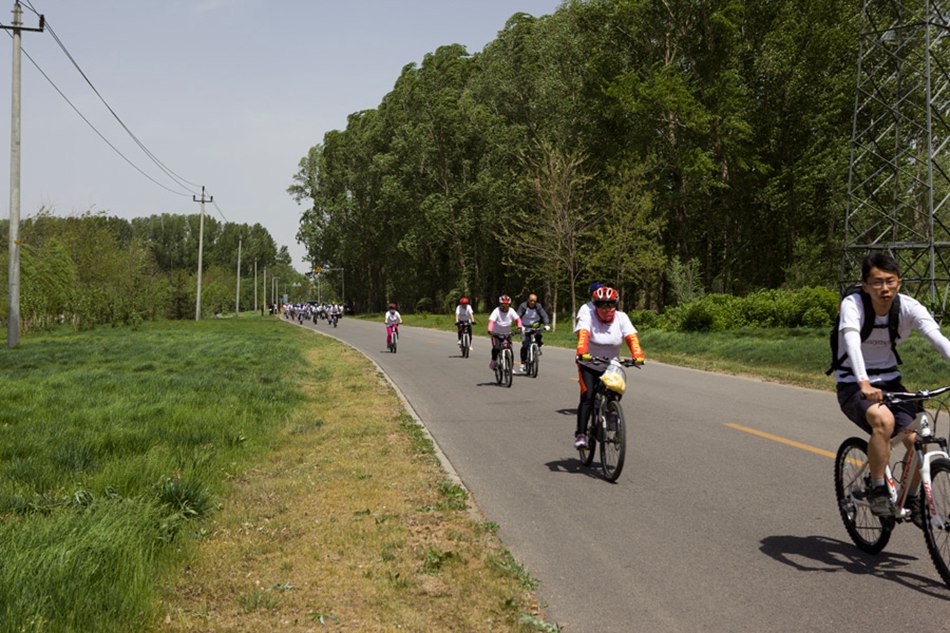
<box><xmin>576</xmin><ymin>363</ymin><xmax>604</xmax><ymax>435</ymax></box>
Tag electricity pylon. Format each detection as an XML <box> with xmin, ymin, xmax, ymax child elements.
<box><xmin>842</xmin><ymin>0</ymin><xmax>950</xmax><ymax>319</ymax></box>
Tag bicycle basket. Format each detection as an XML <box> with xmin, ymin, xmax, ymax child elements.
<box><xmin>600</xmin><ymin>360</ymin><xmax>626</xmax><ymax>395</ymax></box>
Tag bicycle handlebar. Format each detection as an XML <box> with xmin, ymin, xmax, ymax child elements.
<box><xmin>580</xmin><ymin>355</ymin><xmax>644</xmax><ymax>368</ymax></box>
<box><xmin>881</xmin><ymin>385</ymin><xmax>950</xmax><ymax>404</ymax></box>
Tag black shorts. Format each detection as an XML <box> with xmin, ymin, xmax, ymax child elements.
<box><xmin>837</xmin><ymin>378</ymin><xmax>922</xmax><ymax>435</ymax></box>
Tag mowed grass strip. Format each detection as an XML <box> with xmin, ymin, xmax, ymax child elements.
<box><xmin>0</xmin><ymin>319</ymin><xmax>306</xmax><ymax>632</ymax></box>
<box><xmin>155</xmin><ymin>327</ymin><xmax>550</xmax><ymax>632</ymax></box>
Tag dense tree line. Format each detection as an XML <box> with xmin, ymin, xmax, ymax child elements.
<box><xmin>290</xmin><ymin>0</ymin><xmax>857</xmax><ymax>316</ymax></box>
<box><xmin>0</xmin><ymin>211</ymin><xmax>303</xmax><ymax>333</ymax></box>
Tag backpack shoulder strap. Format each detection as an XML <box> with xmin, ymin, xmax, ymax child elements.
<box><xmin>889</xmin><ymin>294</ymin><xmax>902</xmax><ymax>365</ymax></box>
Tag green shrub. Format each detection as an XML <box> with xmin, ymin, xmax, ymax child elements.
<box><xmin>668</xmin><ymin>286</ymin><xmax>837</xmax><ymax>332</ymax></box>
<box><xmin>628</xmin><ymin>309</ymin><xmax>661</xmax><ymax>330</ymax></box>
<box><xmin>803</xmin><ymin>305</ymin><xmax>833</xmax><ymax>328</ymax></box>
<box><xmin>681</xmin><ymin>302</ymin><xmax>715</xmax><ymax>332</ymax></box>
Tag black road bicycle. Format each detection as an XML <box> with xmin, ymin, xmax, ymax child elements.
<box><xmin>577</xmin><ymin>356</ymin><xmax>641</xmax><ymax>482</ymax></box>
<box><xmin>493</xmin><ymin>334</ymin><xmax>514</xmax><ymax>388</ymax></box>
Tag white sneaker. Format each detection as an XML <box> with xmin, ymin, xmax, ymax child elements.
<box><xmin>519</xmin><ymin>365</ymin><xmax>526</xmax><ymax>374</ymax></box>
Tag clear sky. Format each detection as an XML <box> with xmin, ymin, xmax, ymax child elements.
<box><xmin>0</xmin><ymin>0</ymin><xmax>562</xmax><ymax>270</ymax></box>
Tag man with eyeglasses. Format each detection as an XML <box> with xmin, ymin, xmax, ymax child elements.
<box><xmin>835</xmin><ymin>253</ymin><xmax>950</xmax><ymax>518</ymax></box>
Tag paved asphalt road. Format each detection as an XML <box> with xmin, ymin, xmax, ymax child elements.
<box><xmin>292</xmin><ymin>316</ymin><xmax>950</xmax><ymax>631</ymax></box>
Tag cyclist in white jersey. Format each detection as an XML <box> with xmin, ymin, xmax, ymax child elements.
<box><xmin>455</xmin><ymin>297</ymin><xmax>476</xmax><ymax>350</ymax></box>
<box><xmin>384</xmin><ymin>304</ymin><xmax>402</xmax><ymax>347</ymax></box>
<box><xmin>487</xmin><ymin>295</ymin><xmax>523</xmax><ymax>370</ymax></box>
<box><xmin>836</xmin><ymin>253</ymin><xmax>950</xmax><ymax>516</ymax></box>
<box><xmin>574</xmin><ymin>286</ymin><xmax>645</xmax><ymax>449</ymax></box>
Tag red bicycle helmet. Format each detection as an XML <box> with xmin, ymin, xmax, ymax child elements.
<box><xmin>459</xmin><ymin>297</ymin><xmax>469</xmax><ymax>305</ymax></box>
<box><xmin>592</xmin><ymin>287</ymin><xmax>619</xmax><ymax>304</ymax></box>
<box><xmin>499</xmin><ymin>295</ymin><xmax>512</xmax><ymax>305</ymax></box>
<box><xmin>388</xmin><ymin>303</ymin><xmax>397</xmax><ymax>309</ymax></box>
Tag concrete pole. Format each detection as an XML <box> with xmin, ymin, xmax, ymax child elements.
<box><xmin>6</xmin><ymin>2</ymin><xmax>22</xmax><ymax>348</ymax></box>
<box><xmin>193</xmin><ymin>186</ymin><xmax>211</xmax><ymax>321</ymax></box>
<box><xmin>235</xmin><ymin>236</ymin><xmax>242</xmax><ymax>316</ymax></box>
<box><xmin>253</xmin><ymin>260</ymin><xmax>257</xmax><ymax>312</ymax></box>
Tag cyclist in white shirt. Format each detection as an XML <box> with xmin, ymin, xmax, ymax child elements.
<box><xmin>455</xmin><ymin>297</ymin><xmax>476</xmax><ymax>350</ymax></box>
<box><xmin>574</xmin><ymin>286</ymin><xmax>645</xmax><ymax>449</ymax></box>
<box><xmin>487</xmin><ymin>295</ymin><xmax>523</xmax><ymax>370</ymax></box>
<box><xmin>384</xmin><ymin>303</ymin><xmax>402</xmax><ymax>348</ymax></box>
<box><xmin>836</xmin><ymin>253</ymin><xmax>950</xmax><ymax>517</ymax></box>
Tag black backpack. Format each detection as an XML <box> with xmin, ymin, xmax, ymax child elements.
<box><xmin>826</xmin><ymin>284</ymin><xmax>902</xmax><ymax>377</ymax></box>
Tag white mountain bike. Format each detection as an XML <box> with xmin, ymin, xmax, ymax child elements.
<box><xmin>834</xmin><ymin>386</ymin><xmax>950</xmax><ymax>587</ymax></box>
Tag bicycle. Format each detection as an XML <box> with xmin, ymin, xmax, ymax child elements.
<box><xmin>522</xmin><ymin>325</ymin><xmax>543</xmax><ymax>378</ymax></box>
<box><xmin>492</xmin><ymin>334</ymin><xmax>514</xmax><ymax>388</ymax></box>
<box><xmin>577</xmin><ymin>356</ymin><xmax>641</xmax><ymax>482</ymax></box>
<box><xmin>457</xmin><ymin>322</ymin><xmax>473</xmax><ymax>358</ymax></box>
<box><xmin>387</xmin><ymin>324</ymin><xmax>399</xmax><ymax>353</ymax></box>
<box><xmin>331</xmin><ymin>312</ymin><xmax>340</xmax><ymax>328</ymax></box>
<box><xmin>834</xmin><ymin>386</ymin><xmax>950</xmax><ymax>586</ymax></box>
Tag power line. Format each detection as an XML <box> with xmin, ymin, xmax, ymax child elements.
<box><xmin>212</xmin><ymin>200</ymin><xmax>229</xmax><ymax>223</ymax></box>
<box><xmin>0</xmin><ymin>24</ymin><xmax>193</xmax><ymax>197</ymax></box>
<box><xmin>20</xmin><ymin>0</ymin><xmax>203</xmax><ymax>193</ymax></box>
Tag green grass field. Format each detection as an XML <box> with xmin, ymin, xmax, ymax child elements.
<box><xmin>0</xmin><ymin>318</ymin><xmax>552</xmax><ymax>633</ymax></box>
<box><xmin>0</xmin><ymin>319</ymin><xmax>306</xmax><ymax>632</ymax></box>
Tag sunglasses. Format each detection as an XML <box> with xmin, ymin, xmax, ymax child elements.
<box><xmin>594</xmin><ymin>301</ymin><xmax>617</xmax><ymax>308</ymax></box>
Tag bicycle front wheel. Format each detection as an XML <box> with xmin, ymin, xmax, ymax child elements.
<box><xmin>461</xmin><ymin>333</ymin><xmax>470</xmax><ymax>358</ymax></box>
<box><xmin>834</xmin><ymin>437</ymin><xmax>893</xmax><ymax>554</ymax></box>
<box><xmin>530</xmin><ymin>344</ymin><xmax>540</xmax><ymax>378</ymax></box>
<box><xmin>503</xmin><ymin>349</ymin><xmax>513</xmax><ymax>388</ymax></box>
<box><xmin>579</xmin><ymin>405</ymin><xmax>597</xmax><ymax>467</ymax></box>
<box><xmin>923</xmin><ymin>457</ymin><xmax>950</xmax><ymax>586</ymax></box>
<box><xmin>600</xmin><ymin>399</ymin><xmax>626</xmax><ymax>481</ymax></box>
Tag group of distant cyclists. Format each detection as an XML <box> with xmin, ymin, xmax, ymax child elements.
<box><xmin>283</xmin><ymin>301</ymin><xmax>343</xmax><ymax>326</ymax></box>
<box><xmin>377</xmin><ymin>252</ymin><xmax>950</xmax><ymax>491</ymax></box>
<box><xmin>383</xmin><ymin>283</ymin><xmax>647</xmax><ymax>451</ymax></box>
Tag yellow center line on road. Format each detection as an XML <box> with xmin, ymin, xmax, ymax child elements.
<box><xmin>724</xmin><ymin>423</ymin><xmax>838</xmax><ymax>460</ymax></box>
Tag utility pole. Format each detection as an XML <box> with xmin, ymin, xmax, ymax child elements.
<box><xmin>3</xmin><ymin>2</ymin><xmax>44</xmax><ymax>348</ymax></box>
<box><xmin>193</xmin><ymin>186</ymin><xmax>212</xmax><ymax>321</ymax></box>
<box><xmin>235</xmin><ymin>236</ymin><xmax>242</xmax><ymax>316</ymax></box>
<box><xmin>253</xmin><ymin>260</ymin><xmax>258</xmax><ymax>313</ymax></box>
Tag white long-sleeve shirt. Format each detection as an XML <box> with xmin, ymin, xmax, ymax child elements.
<box><xmin>837</xmin><ymin>293</ymin><xmax>950</xmax><ymax>383</ymax></box>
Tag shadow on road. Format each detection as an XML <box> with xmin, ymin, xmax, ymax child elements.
<box><xmin>545</xmin><ymin>457</ymin><xmax>604</xmax><ymax>480</ymax></box>
<box><xmin>760</xmin><ymin>534</ymin><xmax>950</xmax><ymax>598</ymax></box>
<box><xmin>555</xmin><ymin>408</ymin><xmax>577</xmax><ymax>416</ymax></box>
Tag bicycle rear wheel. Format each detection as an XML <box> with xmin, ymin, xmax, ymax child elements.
<box><xmin>922</xmin><ymin>457</ymin><xmax>950</xmax><ymax>586</ymax></box>
<box><xmin>834</xmin><ymin>437</ymin><xmax>893</xmax><ymax>554</ymax></box>
<box><xmin>600</xmin><ymin>399</ymin><xmax>626</xmax><ymax>482</ymax></box>
<box><xmin>503</xmin><ymin>349</ymin><xmax>513</xmax><ymax>387</ymax></box>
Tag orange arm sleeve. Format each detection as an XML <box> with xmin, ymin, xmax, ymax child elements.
<box><xmin>576</xmin><ymin>329</ymin><xmax>590</xmax><ymax>355</ymax></box>
<box><xmin>625</xmin><ymin>333</ymin><xmax>644</xmax><ymax>360</ymax></box>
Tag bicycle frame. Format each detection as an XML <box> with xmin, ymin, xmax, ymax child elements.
<box><xmin>523</xmin><ymin>329</ymin><xmax>540</xmax><ymax>360</ymax></box>
<box><xmin>851</xmin><ymin>402</ymin><xmax>950</xmax><ymax>526</ymax></box>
